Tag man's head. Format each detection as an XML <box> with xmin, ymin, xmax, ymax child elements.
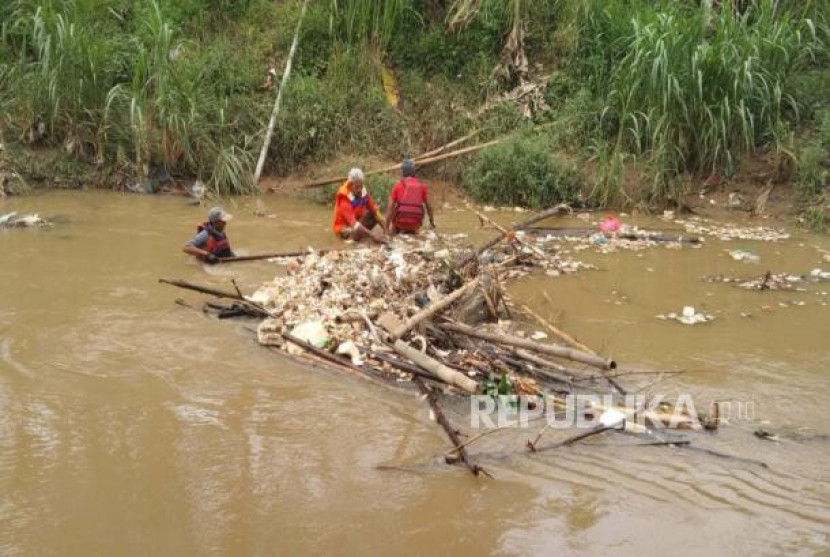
<box><xmin>208</xmin><ymin>207</ymin><xmax>232</xmax><ymax>231</ymax></box>
<box><xmin>348</xmin><ymin>167</ymin><xmax>364</xmax><ymax>194</ymax></box>
<box><xmin>402</xmin><ymin>158</ymin><xmax>416</xmax><ymax>178</ymax></box>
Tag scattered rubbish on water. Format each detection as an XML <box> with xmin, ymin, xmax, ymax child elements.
<box><xmin>0</xmin><ymin>212</ymin><xmax>50</xmax><ymax>228</ymax></box>
<box><xmin>727</xmin><ymin>249</ymin><xmax>760</xmax><ymax>263</ymax></box>
<box><xmin>657</xmin><ymin>306</ymin><xmax>713</xmax><ymax>325</ymax></box>
<box><xmin>679</xmin><ymin>218</ymin><xmax>790</xmax><ymax>241</ymax></box>
<box><xmin>810</xmin><ymin>269</ymin><xmax>830</xmax><ymax>281</ymax></box>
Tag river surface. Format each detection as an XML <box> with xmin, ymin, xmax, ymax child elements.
<box><xmin>1</xmin><ymin>190</ymin><xmax>830</xmax><ymax>556</ymax></box>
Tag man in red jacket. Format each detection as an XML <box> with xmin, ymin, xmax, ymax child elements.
<box><xmin>385</xmin><ymin>158</ymin><xmax>435</xmax><ymax>236</ymax></box>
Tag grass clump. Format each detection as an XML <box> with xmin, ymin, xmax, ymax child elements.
<box><xmin>462</xmin><ymin>133</ymin><xmax>581</xmax><ymax>208</ymax></box>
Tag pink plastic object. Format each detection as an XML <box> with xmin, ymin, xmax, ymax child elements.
<box><xmin>599</xmin><ymin>216</ymin><xmax>620</xmax><ymax>234</ymax></box>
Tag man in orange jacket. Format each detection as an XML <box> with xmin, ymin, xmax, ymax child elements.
<box><xmin>332</xmin><ymin>168</ymin><xmax>387</xmax><ymax>243</ymax></box>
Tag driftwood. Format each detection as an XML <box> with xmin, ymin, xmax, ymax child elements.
<box><xmin>390</xmin><ymin>278</ymin><xmax>481</xmax><ymax>340</ymax></box>
<box><xmin>454</xmin><ymin>275</ymin><xmax>502</xmax><ymax>326</ymax></box>
<box><xmin>440</xmin><ymin>322</ymin><xmax>616</xmax><ymax>370</ymax></box>
<box><xmin>413</xmin><ymin>377</ymin><xmax>490</xmax><ymax>478</ymax></box>
<box><xmin>159</xmin><ymin>278</ymin><xmax>269</xmax><ymax>318</ymax></box>
<box><xmin>458</xmin><ymin>205</ymin><xmax>571</xmax><ymax>268</ymax></box>
<box><xmin>160</xmin><ymin>278</ymin><xmax>246</xmax><ymax>300</ymax></box>
<box><xmin>466</xmin><ymin>203</ymin><xmax>550</xmax><ymax>260</ymax></box>
<box><xmin>391</xmin><ymin>339</ymin><xmax>479</xmax><ymax>394</ymax></box>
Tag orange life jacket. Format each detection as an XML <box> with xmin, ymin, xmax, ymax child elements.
<box><xmin>197</xmin><ymin>222</ymin><xmax>232</xmax><ymax>257</ymax></box>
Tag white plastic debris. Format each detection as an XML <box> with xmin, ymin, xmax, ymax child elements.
<box><xmin>599</xmin><ymin>408</ymin><xmax>626</xmax><ymax>428</ymax></box>
<box><xmin>810</xmin><ymin>269</ymin><xmax>830</xmax><ymax>281</ymax></box>
<box><xmin>728</xmin><ymin>249</ymin><xmax>760</xmax><ymax>263</ymax></box>
<box><xmin>335</xmin><ymin>341</ymin><xmax>364</xmax><ymax>366</ymax></box>
<box><xmin>287</xmin><ymin>321</ymin><xmax>328</xmax><ymax>354</ymax></box>
<box><xmin>530</xmin><ymin>331</ymin><xmax>548</xmax><ymax>340</ymax></box>
<box><xmin>658</xmin><ymin>306</ymin><xmax>713</xmax><ymax>325</ymax></box>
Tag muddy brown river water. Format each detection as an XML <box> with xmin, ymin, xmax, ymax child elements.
<box><xmin>1</xmin><ymin>190</ymin><xmax>830</xmax><ymax>556</ymax></box>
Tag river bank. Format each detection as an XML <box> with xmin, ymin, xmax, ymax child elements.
<box><xmin>2</xmin><ymin>190</ymin><xmax>830</xmax><ymax>555</ymax></box>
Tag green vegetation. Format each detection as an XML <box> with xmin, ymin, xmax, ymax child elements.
<box><xmin>1</xmin><ymin>0</ymin><xmax>830</xmax><ymax>230</ymax></box>
<box><xmin>463</xmin><ymin>132</ymin><xmax>580</xmax><ymax>208</ymax></box>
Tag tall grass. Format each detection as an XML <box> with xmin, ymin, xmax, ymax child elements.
<box><xmin>328</xmin><ymin>0</ymin><xmax>412</xmax><ymax>51</ymax></box>
<box><xmin>1</xmin><ymin>0</ymin><xmax>258</xmax><ymax>193</ymax></box>
<box><xmin>574</xmin><ymin>0</ymin><xmax>825</xmax><ymax>200</ymax></box>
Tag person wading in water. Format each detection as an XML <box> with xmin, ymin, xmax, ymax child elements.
<box><xmin>384</xmin><ymin>158</ymin><xmax>435</xmax><ymax>236</ymax></box>
<box><xmin>332</xmin><ymin>168</ymin><xmax>387</xmax><ymax>244</ymax></box>
<box><xmin>183</xmin><ymin>207</ymin><xmax>235</xmax><ymax>263</ymax></box>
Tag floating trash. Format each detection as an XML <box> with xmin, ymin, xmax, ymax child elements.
<box><xmin>0</xmin><ymin>212</ymin><xmax>49</xmax><ymax>228</ymax></box>
<box><xmin>679</xmin><ymin>218</ymin><xmax>789</xmax><ymax>242</ymax></box>
<box><xmin>657</xmin><ymin>306</ymin><xmax>713</xmax><ymax>325</ymax></box>
<box><xmin>727</xmin><ymin>249</ymin><xmax>760</xmax><ymax>263</ymax></box>
<box><xmin>810</xmin><ymin>269</ymin><xmax>830</xmax><ymax>281</ymax></box>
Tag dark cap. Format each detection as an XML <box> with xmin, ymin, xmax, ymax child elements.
<box><xmin>402</xmin><ymin>158</ymin><xmax>416</xmax><ymax>178</ymax></box>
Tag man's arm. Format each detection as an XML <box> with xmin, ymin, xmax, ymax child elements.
<box><xmin>182</xmin><ymin>230</ymin><xmax>217</xmax><ymax>262</ymax></box>
<box><xmin>425</xmin><ymin>200</ymin><xmax>435</xmax><ymax>228</ymax></box>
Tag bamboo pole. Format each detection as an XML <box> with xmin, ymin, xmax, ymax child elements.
<box><xmin>439</xmin><ymin>322</ymin><xmax>616</xmax><ymax>370</ymax></box>
<box><xmin>391</xmin><ymin>339</ymin><xmax>479</xmax><ymax>394</ymax></box>
<box><xmin>302</xmin><ymin>138</ymin><xmax>503</xmax><ymax>189</ymax></box>
<box><xmin>415</xmin><ymin>130</ymin><xmax>479</xmax><ymax>160</ymax></box>
<box><xmin>217</xmin><ymin>248</ymin><xmax>336</xmax><ymax>263</ymax></box>
<box><xmin>390</xmin><ymin>278</ymin><xmax>481</xmax><ymax>340</ymax></box>
<box><xmin>458</xmin><ymin>205</ymin><xmax>569</xmax><ymax>268</ymax></box>
<box><xmin>253</xmin><ymin>0</ymin><xmax>309</xmax><ymax>185</ymax></box>
<box><xmin>517</xmin><ymin>303</ymin><xmax>595</xmax><ymax>355</ymax></box>
<box><xmin>466</xmin><ymin>203</ymin><xmax>550</xmax><ymax>260</ymax></box>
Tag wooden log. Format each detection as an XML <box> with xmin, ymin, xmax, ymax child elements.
<box><xmin>440</xmin><ymin>322</ymin><xmax>616</xmax><ymax>370</ymax></box>
<box><xmin>390</xmin><ymin>278</ymin><xmax>481</xmax><ymax>340</ymax></box>
<box><xmin>391</xmin><ymin>339</ymin><xmax>479</xmax><ymax>394</ymax></box>
<box><xmin>160</xmin><ymin>278</ymin><xmax>245</xmax><ymax>301</ymax></box>
<box><xmin>159</xmin><ymin>278</ymin><xmax>269</xmax><ymax>318</ymax></box>
<box><xmin>413</xmin><ymin>377</ymin><xmax>490</xmax><ymax>478</ymax></box>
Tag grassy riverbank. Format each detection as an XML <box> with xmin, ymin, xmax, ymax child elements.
<box><xmin>1</xmin><ymin>0</ymin><xmax>829</xmax><ymax>228</ymax></box>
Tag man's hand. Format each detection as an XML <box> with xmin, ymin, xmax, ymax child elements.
<box><xmin>204</xmin><ymin>253</ymin><xmax>219</xmax><ymax>264</ymax></box>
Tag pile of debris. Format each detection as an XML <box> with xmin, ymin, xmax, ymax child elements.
<box><xmin>161</xmin><ymin>206</ymin><xmax>721</xmax><ymax>476</ymax></box>
<box><xmin>0</xmin><ymin>212</ymin><xmax>49</xmax><ymax>228</ymax></box>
